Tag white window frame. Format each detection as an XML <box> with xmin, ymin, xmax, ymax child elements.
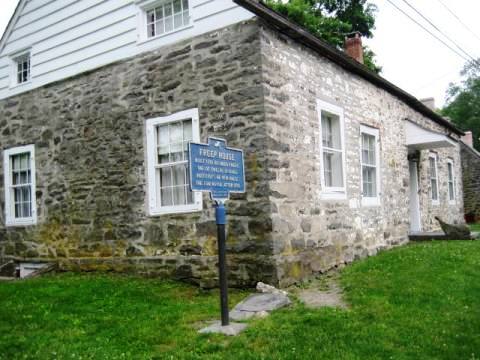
<box><xmin>317</xmin><ymin>99</ymin><xmax>347</xmax><ymax>200</ymax></box>
<box><xmin>447</xmin><ymin>158</ymin><xmax>456</xmax><ymax>204</ymax></box>
<box><xmin>136</xmin><ymin>0</ymin><xmax>193</xmax><ymax>43</ymax></box>
<box><xmin>145</xmin><ymin>108</ymin><xmax>202</xmax><ymax>216</ymax></box>
<box><xmin>360</xmin><ymin>125</ymin><xmax>381</xmax><ymax>206</ymax></box>
<box><xmin>3</xmin><ymin>144</ymin><xmax>37</xmax><ymax>227</ymax></box>
<box><xmin>10</xmin><ymin>49</ymin><xmax>31</xmax><ymax>88</ymax></box>
<box><xmin>429</xmin><ymin>152</ymin><xmax>440</xmax><ymax>206</ymax></box>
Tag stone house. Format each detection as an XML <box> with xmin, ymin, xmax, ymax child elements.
<box><xmin>0</xmin><ymin>0</ymin><xmax>465</xmax><ymax>287</ymax></box>
<box><xmin>460</xmin><ymin>132</ymin><xmax>480</xmax><ymax>222</ymax></box>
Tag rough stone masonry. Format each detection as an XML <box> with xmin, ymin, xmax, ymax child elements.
<box><xmin>460</xmin><ymin>141</ymin><xmax>480</xmax><ymax>222</ymax></box>
<box><xmin>0</xmin><ymin>19</ymin><xmax>465</xmax><ymax>287</ymax></box>
<box><xmin>259</xmin><ymin>23</ymin><xmax>463</xmax><ymax>285</ymax></box>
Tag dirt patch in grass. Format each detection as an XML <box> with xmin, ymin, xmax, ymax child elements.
<box><xmin>289</xmin><ymin>270</ymin><xmax>349</xmax><ymax>309</ymax></box>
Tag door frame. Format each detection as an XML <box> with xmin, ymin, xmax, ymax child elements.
<box><xmin>408</xmin><ymin>160</ymin><xmax>422</xmax><ymax>233</ymax></box>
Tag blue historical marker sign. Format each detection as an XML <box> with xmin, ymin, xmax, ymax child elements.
<box><xmin>189</xmin><ymin>137</ymin><xmax>245</xmax><ymax>201</ymax></box>
<box><xmin>189</xmin><ymin>137</ymin><xmax>245</xmax><ymax>326</ymax></box>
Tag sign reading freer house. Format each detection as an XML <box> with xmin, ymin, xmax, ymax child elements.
<box><xmin>189</xmin><ymin>137</ymin><xmax>245</xmax><ymax>201</ymax></box>
<box><xmin>189</xmin><ymin>137</ymin><xmax>245</xmax><ymax>326</ymax></box>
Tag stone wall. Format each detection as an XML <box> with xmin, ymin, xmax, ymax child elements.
<box><xmin>0</xmin><ymin>20</ymin><xmax>276</xmax><ymax>288</ymax></box>
<box><xmin>258</xmin><ymin>23</ymin><xmax>464</xmax><ymax>286</ymax></box>
<box><xmin>460</xmin><ymin>141</ymin><xmax>480</xmax><ymax>222</ymax></box>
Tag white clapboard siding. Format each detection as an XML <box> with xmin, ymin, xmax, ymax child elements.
<box><xmin>34</xmin><ymin>31</ymin><xmax>136</xmax><ymax>76</ymax></box>
<box><xmin>9</xmin><ymin>0</ymin><xmax>119</xmax><ymax>43</ymax></box>
<box><xmin>3</xmin><ymin>1</ymin><xmax>133</xmax><ymax>54</ymax></box>
<box><xmin>193</xmin><ymin>5</ymin><xmax>251</xmax><ymax>33</ymax></box>
<box><xmin>16</xmin><ymin>0</ymin><xmax>80</xmax><ymax>29</ymax></box>
<box><xmin>34</xmin><ymin>7</ymin><xmax>135</xmax><ymax>55</ymax></box>
<box><xmin>22</xmin><ymin>0</ymin><xmax>57</xmax><ymax>15</ymax></box>
<box><xmin>33</xmin><ymin>16</ymin><xmax>136</xmax><ymax>65</ymax></box>
<box><xmin>33</xmin><ymin>42</ymin><xmax>135</xmax><ymax>83</ymax></box>
<box><xmin>193</xmin><ymin>0</ymin><xmax>238</xmax><ymax>21</ymax></box>
<box><xmin>0</xmin><ymin>58</ymin><xmax>9</xmax><ymax>69</ymax></box>
<box><xmin>0</xmin><ymin>0</ymin><xmax>254</xmax><ymax>100</ymax></box>
<box><xmin>0</xmin><ymin>76</ymin><xmax>10</xmax><ymax>91</ymax></box>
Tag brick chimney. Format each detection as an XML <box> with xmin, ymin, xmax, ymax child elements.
<box><xmin>462</xmin><ymin>131</ymin><xmax>473</xmax><ymax>147</ymax></box>
<box><xmin>344</xmin><ymin>32</ymin><xmax>364</xmax><ymax>64</ymax></box>
<box><xmin>420</xmin><ymin>97</ymin><xmax>436</xmax><ymax>110</ymax></box>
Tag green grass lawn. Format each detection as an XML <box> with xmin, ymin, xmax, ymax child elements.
<box><xmin>470</xmin><ymin>223</ymin><xmax>480</xmax><ymax>232</ymax></box>
<box><xmin>1</xmin><ymin>241</ymin><xmax>479</xmax><ymax>359</ymax></box>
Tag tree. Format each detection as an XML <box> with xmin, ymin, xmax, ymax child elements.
<box><xmin>442</xmin><ymin>60</ymin><xmax>480</xmax><ymax>151</ymax></box>
<box><xmin>266</xmin><ymin>0</ymin><xmax>382</xmax><ymax>73</ymax></box>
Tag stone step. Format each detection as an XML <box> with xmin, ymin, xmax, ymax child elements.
<box><xmin>409</xmin><ymin>232</ymin><xmax>477</xmax><ymax>241</ymax></box>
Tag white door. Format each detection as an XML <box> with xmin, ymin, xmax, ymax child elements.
<box><xmin>409</xmin><ymin>161</ymin><xmax>421</xmax><ymax>233</ymax></box>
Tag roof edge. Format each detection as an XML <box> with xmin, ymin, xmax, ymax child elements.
<box><xmin>234</xmin><ymin>0</ymin><xmax>464</xmax><ymax>136</ymax></box>
<box><xmin>460</xmin><ymin>140</ymin><xmax>480</xmax><ymax>158</ymax></box>
<box><xmin>0</xmin><ymin>0</ymin><xmax>27</xmax><ymax>54</ymax></box>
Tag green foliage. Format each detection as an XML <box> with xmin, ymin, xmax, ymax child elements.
<box><xmin>1</xmin><ymin>242</ymin><xmax>480</xmax><ymax>359</ymax></box>
<box><xmin>442</xmin><ymin>60</ymin><xmax>480</xmax><ymax>150</ymax></box>
<box><xmin>266</xmin><ymin>0</ymin><xmax>382</xmax><ymax>73</ymax></box>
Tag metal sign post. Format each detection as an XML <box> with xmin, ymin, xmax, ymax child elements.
<box><xmin>215</xmin><ymin>200</ymin><xmax>229</xmax><ymax>325</ymax></box>
<box><xmin>189</xmin><ymin>137</ymin><xmax>245</xmax><ymax>327</ymax></box>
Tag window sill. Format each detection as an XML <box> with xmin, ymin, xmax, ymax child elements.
<box><xmin>9</xmin><ymin>80</ymin><xmax>32</xmax><ymax>90</ymax></box>
<box><xmin>448</xmin><ymin>200</ymin><xmax>456</xmax><ymax>205</ymax></box>
<box><xmin>137</xmin><ymin>24</ymin><xmax>193</xmax><ymax>45</ymax></box>
<box><xmin>149</xmin><ymin>203</ymin><xmax>202</xmax><ymax>216</ymax></box>
<box><xmin>361</xmin><ymin>197</ymin><xmax>380</xmax><ymax>207</ymax></box>
<box><xmin>320</xmin><ymin>191</ymin><xmax>347</xmax><ymax>201</ymax></box>
<box><xmin>6</xmin><ymin>218</ymin><xmax>37</xmax><ymax>227</ymax></box>
<box><xmin>432</xmin><ymin>200</ymin><xmax>440</xmax><ymax>206</ymax></box>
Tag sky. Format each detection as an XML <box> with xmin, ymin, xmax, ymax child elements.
<box><xmin>0</xmin><ymin>0</ymin><xmax>479</xmax><ymax>108</ymax></box>
<box><xmin>365</xmin><ymin>0</ymin><xmax>480</xmax><ymax>107</ymax></box>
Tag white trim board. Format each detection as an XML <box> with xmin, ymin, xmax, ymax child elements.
<box><xmin>317</xmin><ymin>98</ymin><xmax>347</xmax><ymax>200</ymax></box>
<box><xmin>145</xmin><ymin>108</ymin><xmax>203</xmax><ymax>216</ymax></box>
<box><xmin>3</xmin><ymin>144</ymin><xmax>37</xmax><ymax>227</ymax></box>
<box><xmin>359</xmin><ymin>124</ymin><xmax>381</xmax><ymax>207</ymax></box>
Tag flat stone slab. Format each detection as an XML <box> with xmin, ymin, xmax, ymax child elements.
<box><xmin>298</xmin><ymin>287</ymin><xmax>347</xmax><ymax>309</ymax></box>
<box><xmin>198</xmin><ymin>321</ymin><xmax>247</xmax><ymax>336</ymax></box>
<box><xmin>230</xmin><ymin>293</ymin><xmax>291</xmax><ymax>321</ymax></box>
<box><xmin>409</xmin><ymin>231</ymin><xmax>477</xmax><ymax>241</ymax></box>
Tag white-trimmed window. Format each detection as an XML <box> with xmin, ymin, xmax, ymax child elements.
<box><xmin>447</xmin><ymin>159</ymin><xmax>456</xmax><ymax>204</ymax></box>
<box><xmin>317</xmin><ymin>99</ymin><xmax>346</xmax><ymax>199</ymax></box>
<box><xmin>11</xmin><ymin>51</ymin><xmax>31</xmax><ymax>86</ymax></box>
<box><xmin>360</xmin><ymin>125</ymin><xmax>380</xmax><ymax>206</ymax></box>
<box><xmin>145</xmin><ymin>108</ymin><xmax>202</xmax><ymax>215</ymax></box>
<box><xmin>3</xmin><ymin>145</ymin><xmax>37</xmax><ymax>226</ymax></box>
<box><xmin>429</xmin><ymin>153</ymin><xmax>439</xmax><ymax>205</ymax></box>
<box><xmin>142</xmin><ymin>0</ymin><xmax>190</xmax><ymax>39</ymax></box>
